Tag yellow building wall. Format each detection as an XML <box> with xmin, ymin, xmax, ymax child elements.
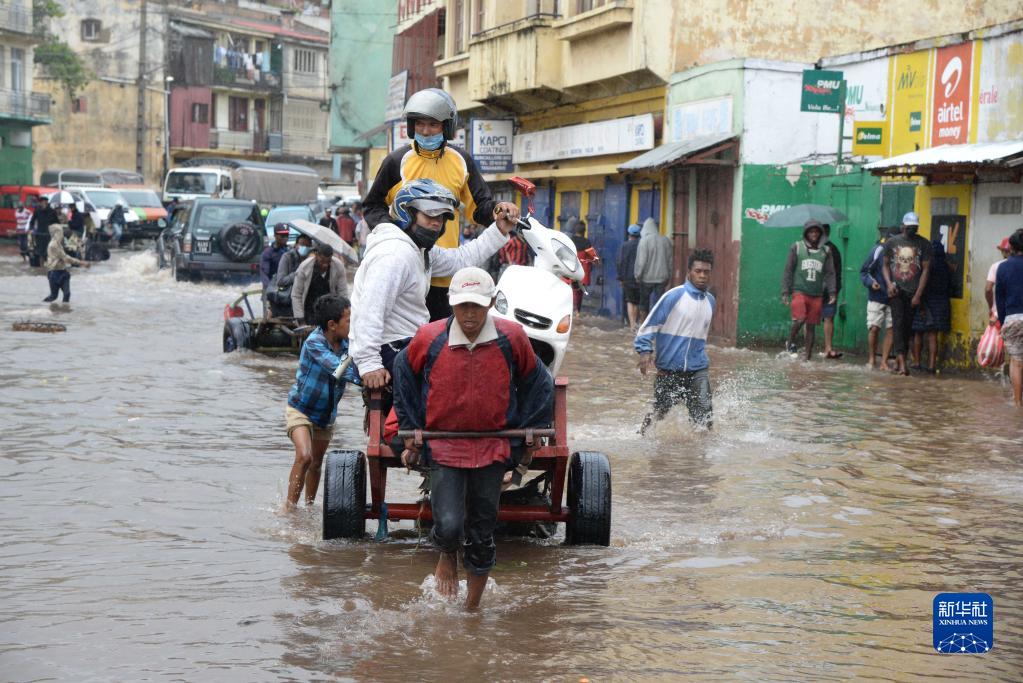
<box><xmin>914</xmin><ymin>184</ymin><xmax>974</xmax><ymax>365</ymax></box>
<box><xmin>33</xmin><ymin>79</ymin><xmax>166</xmax><ymax>187</ymax></box>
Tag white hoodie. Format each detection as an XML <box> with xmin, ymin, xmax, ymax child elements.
<box><xmin>350</xmin><ymin>221</ymin><xmax>509</xmax><ymax>374</ymax></box>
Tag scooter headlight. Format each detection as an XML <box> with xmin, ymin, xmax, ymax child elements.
<box><xmin>553</xmin><ymin>241</ymin><xmax>579</xmax><ymax>274</ymax></box>
<box><xmin>494</xmin><ymin>290</ymin><xmax>508</xmax><ymax>314</ymax></box>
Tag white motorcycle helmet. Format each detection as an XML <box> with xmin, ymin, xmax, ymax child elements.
<box><xmin>403</xmin><ymin>88</ymin><xmax>459</xmax><ymax>141</ymax></box>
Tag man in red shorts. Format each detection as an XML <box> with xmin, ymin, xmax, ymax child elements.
<box><xmin>781</xmin><ymin>219</ymin><xmax>836</xmax><ymax>360</ymax></box>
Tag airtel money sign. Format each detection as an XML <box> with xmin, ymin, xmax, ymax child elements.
<box><xmin>931</xmin><ymin>43</ymin><xmax>973</xmax><ymax>146</ymax></box>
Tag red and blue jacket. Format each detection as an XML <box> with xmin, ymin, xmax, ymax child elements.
<box><xmin>393</xmin><ymin>316</ymin><xmax>553</xmax><ymax>469</ymax></box>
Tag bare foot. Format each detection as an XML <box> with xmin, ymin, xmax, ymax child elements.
<box><xmin>465</xmin><ymin>573</ymin><xmax>489</xmax><ymax>611</ymax></box>
<box><xmin>434</xmin><ymin>552</ymin><xmax>458</xmax><ymax>600</ymax></box>
<box><xmin>280</xmin><ymin>500</ymin><xmax>297</xmax><ymax>514</ymax></box>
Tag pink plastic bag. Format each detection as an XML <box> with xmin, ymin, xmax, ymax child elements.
<box><xmin>977</xmin><ymin>322</ymin><xmax>1005</xmax><ymax>367</ymax></box>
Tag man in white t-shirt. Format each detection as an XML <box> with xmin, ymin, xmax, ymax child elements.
<box><xmin>986</xmin><ymin>237</ymin><xmax>1011</xmax><ymax>320</ymax></box>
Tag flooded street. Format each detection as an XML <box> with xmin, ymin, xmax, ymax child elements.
<box><xmin>3</xmin><ymin>245</ymin><xmax>1023</xmax><ymax>681</ymax></box>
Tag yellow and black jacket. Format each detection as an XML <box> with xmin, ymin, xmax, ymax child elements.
<box><xmin>363</xmin><ymin>144</ymin><xmax>497</xmax><ymax>286</ymax></box>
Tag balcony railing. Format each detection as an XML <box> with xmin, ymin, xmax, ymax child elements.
<box><xmin>212</xmin><ymin>64</ymin><xmax>281</xmax><ymax>91</ymax></box>
<box><xmin>0</xmin><ymin>0</ymin><xmax>33</xmax><ymax>34</ymax></box>
<box><xmin>210</xmin><ymin>128</ymin><xmax>261</xmax><ymax>153</ymax></box>
<box><xmin>0</xmin><ymin>89</ymin><xmax>51</xmax><ymax>120</ymax></box>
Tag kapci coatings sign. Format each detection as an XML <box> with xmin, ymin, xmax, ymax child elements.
<box><xmin>931</xmin><ymin>43</ymin><xmax>973</xmax><ymax>146</ymax></box>
<box><xmin>801</xmin><ymin>70</ymin><xmax>844</xmax><ymax>113</ymax></box>
<box><xmin>469</xmin><ymin>119</ymin><xmax>514</xmax><ymax>173</ymax></box>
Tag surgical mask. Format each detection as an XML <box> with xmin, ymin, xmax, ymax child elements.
<box><xmin>297</xmin><ymin>245</ymin><xmax>310</xmax><ymax>256</ymax></box>
<box><xmin>414</xmin><ymin>132</ymin><xmax>444</xmax><ymax>151</ymax></box>
<box><xmin>409</xmin><ymin>225</ymin><xmax>443</xmax><ymax>251</ymax></box>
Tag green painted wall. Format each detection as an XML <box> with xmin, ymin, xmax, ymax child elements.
<box><xmin>0</xmin><ymin>123</ymin><xmax>34</xmax><ymax>185</ymax></box>
<box><xmin>736</xmin><ymin>163</ymin><xmax>882</xmax><ymax>351</ymax></box>
<box><xmin>328</xmin><ymin>0</ymin><xmax>395</xmax><ymax>150</ymax></box>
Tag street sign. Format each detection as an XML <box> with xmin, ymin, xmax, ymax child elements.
<box><xmin>851</xmin><ymin>121</ymin><xmax>885</xmax><ymax>156</ymax></box>
<box><xmin>801</xmin><ymin>70</ymin><xmax>845</xmax><ymax>113</ymax></box>
<box><xmin>384</xmin><ymin>70</ymin><xmax>409</xmax><ymax>121</ymax></box>
<box><xmin>469</xmin><ymin>119</ymin><xmax>514</xmax><ymax>173</ymax></box>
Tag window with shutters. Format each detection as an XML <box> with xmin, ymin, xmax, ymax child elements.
<box><xmin>293</xmin><ymin>49</ymin><xmax>318</xmax><ymax>74</ymax></box>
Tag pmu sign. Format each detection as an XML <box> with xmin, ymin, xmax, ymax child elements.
<box><xmin>470</xmin><ymin>118</ymin><xmax>514</xmax><ymax>173</ymax></box>
<box><xmin>801</xmin><ymin>70</ymin><xmax>845</xmax><ymax>113</ymax></box>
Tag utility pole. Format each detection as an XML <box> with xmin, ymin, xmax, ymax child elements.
<box><xmin>135</xmin><ymin>0</ymin><xmax>148</xmax><ymax>176</ymax></box>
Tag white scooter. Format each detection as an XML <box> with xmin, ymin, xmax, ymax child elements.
<box><xmin>490</xmin><ymin>177</ymin><xmax>583</xmax><ymax>376</ymax></box>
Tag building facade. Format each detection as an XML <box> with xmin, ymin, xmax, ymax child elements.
<box><xmin>0</xmin><ymin>0</ymin><xmax>50</xmax><ymax>184</ymax></box>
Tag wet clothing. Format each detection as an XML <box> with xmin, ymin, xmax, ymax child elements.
<box><xmin>286</xmin><ymin>328</ymin><xmax>360</xmax><ymax>429</ymax></box>
<box><xmin>643</xmin><ymin>368</ymin><xmax>713</xmax><ymax>429</ymax></box>
<box><xmin>884</xmin><ymin>233</ymin><xmax>932</xmax><ymax>295</ymax></box>
<box><xmin>617</xmin><ymin>237</ymin><xmax>640</xmax><ymax>283</ymax></box>
<box><xmin>291</xmin><ymin>257</ymin><xmax>348</xmax><ymax>321</ymax></box>
<box><xmin>363</xmin><ymin>144</ymin><xmax>497</xmax><ymax>288</ymax></box>
<box><xmin>790</xmin><ymin>291</ymin><xmax>824</xmax><ymax>324</ymax></box>
<box><xmin>45</xmin><ymin>270</ymin><xmax>71</xmax><ymax>303</ymax></box>
<box><xmin>860</xmin><ymin>243</ymin><xmax>889</xmax><ymax>305</ymax></box>
<box><xmin>635</xmin><ymin>281</ymin><xmax>715</xmax><ymax>373</ymax></box>
<box><xmin>259</xmin><ymin>243</ymin><xmax>288</xmax><ymax>289</ymax></box>
<box><xmin>429</xmin><ymin>462</ymin><xmax>506</xmax><ymax>575</ymax></box>
<box><xmin>782</xmin><ymin>240</ymin><xmax>834</xmax><ymax>297</ymax></box>
<box><xmin>634</xmin><ymin>218</ymin><xmax>671</xmax><ymax>285</ymax></box>
<box><xmin>44</xmin><ymin>226</ymin><xmax>85</xmax><ymax>303</ymax></box>
<box><xmin>995</xmin><ymin>255</ymin><xmax>1023</xmax><ymax>326</ymax></box>
<box><xmin>913</xmin><ymin>240</ymin><xmax>951</xmax><ymax>333</ymax></box>
<box><xmin>889</xmin><ymin>291</ymin><xmax>916</xmax><ymax>357</ymax></box>
<box><xmin>393</xmin><ymin>315</ymin><xmax>553</xmax><ymax>469</ymax></box>
<box><xmin>350</xmin><ymin>221</ymin><xmax>508</xmax><ymax>375</ymax></box>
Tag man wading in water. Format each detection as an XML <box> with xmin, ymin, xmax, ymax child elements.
<box><xmin>393</xmin><ymin>267</ymin><xmax>552</xmax><ymax>610</ymax></box>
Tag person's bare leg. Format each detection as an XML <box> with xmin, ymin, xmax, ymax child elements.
<box><xmin>823</xmin><ymin>317</ymin><xmax>835</xmax><ymax>355</ymax></box>
<box><xmin>926</xmin><ymin>331</ymin><xmax>938</xmax><ymax>371</ymax></box>
<box><xmin>286</xmin><ymin>427</ymin><xmax>313</xmax><ymax>510</ymax></box>
<box><xmin>880</xmin><ymin>326</ymin><xmax>894</xmax><ymax>372</ymax></box>
<box><xmin>867</xmin><ymin>326</ymin><xmax>879</xmax><ymax>368</ymax></box>
<box><xmin>626</xmin><ymin>302</ymin><xmax>638</xmax><ymax>330</ymax></box>
<box><xmin>434</xmin><ymin>551</ymin><xmax>459</xmax><ymax>600</ymax></box>
<box><xmin>303</xmin><ymin>438</ymin><xmax>331</xmax><ymax>505</ymax></box>
<box><xmin>1010</xmin><ymin>358</ymin><xmax>1023</xmax><ymax>406</ymax></box>
<box><xmin>466</xmin><ymin>572</ymin><xmax>489</xmax><ymax>611</ymax></box>
<box><xmin>911</xmin><ymin>332</ymin><xmax>922</xmax><ymax>367</ymax></box>
<box><xmin>788</xmin><ymin>320</ymin><xmax>803</xmax><ymax>352</ymax></box>
<box><xmin>804</xmin><ymin>325</ymin><xmax>816</xmax><ymax>361</ymax></box>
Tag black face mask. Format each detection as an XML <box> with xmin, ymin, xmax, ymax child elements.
<box><xmin>409</xmin><ymin>225</ymin><xmax>443</xmax><ymax>251</ymax></box>
<box><xmin>904</xmin><ymin>226</ymin><xmax>918</xmax><ymax>237</ymax></box>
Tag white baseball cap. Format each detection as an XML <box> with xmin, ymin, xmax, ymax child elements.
<box><xmin>448</xmin><ymin>267</ymin><xmax>496</xmax><ymax>306</ymax></box>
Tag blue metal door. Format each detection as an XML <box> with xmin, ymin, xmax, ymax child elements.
<box><xmin>583</xmin><ymin>189</ymin><xmax>605</xmax><ymax>316</ymax></box>
<box><xmin>601</xmin><ymin>182</ymin><xmax>628</xmax><ymax>319</ymax></box>
<box><xmin>637</xmin><ymin>188</ymin><xmax>661</xmax><ymax>224</ymax></box>
<box><xmin>524</xmin><ymin>184</ymin><xmax>554</xmax><ymax>227</ymax></box>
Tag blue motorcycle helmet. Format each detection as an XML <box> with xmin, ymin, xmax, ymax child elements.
<box><xmin>389</xmin><ymin>178</ymin><xmax>460</xmax><ymax>232</ymax></box>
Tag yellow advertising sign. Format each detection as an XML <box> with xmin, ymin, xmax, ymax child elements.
<box><xmin>852</xmin><ymin>121</ymin><xmax>886</xmax><ymax>156</ymax></box>
<box><xmin>889</xmin><ymin>50</ymin><xmax>931</xmax><ymax>156</ymax></box>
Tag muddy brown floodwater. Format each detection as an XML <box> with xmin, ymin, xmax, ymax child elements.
<box><xmin>2</xmin><ymin>246</ymin><xmax>1022</xmax><ymax>681</ymax></box>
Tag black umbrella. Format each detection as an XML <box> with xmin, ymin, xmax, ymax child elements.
<box><xmin>763</xmin><ymin>204</ymin><xmax>849</xmax><ymax>227</ymax></box>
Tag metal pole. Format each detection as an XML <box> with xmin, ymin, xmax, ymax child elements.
<box><xmin>135</xmin><ymin>0</ymin><xmax>148</xmax><ymax>176</ymax></box>
<box><xmin>836</xmin><ymin>79</ymin><xmax>846</xmax><ymax>167</ymax></box>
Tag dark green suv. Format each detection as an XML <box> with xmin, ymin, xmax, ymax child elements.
<box><xmin>161</xmin><ymin>198</ymin><xmax>265</xmax><ymax>282</ymax></box>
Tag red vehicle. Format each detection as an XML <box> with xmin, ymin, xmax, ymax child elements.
<box><xmin>0</xmin><ymin>185</ymin><xmax>58</xmax><ymax>237</ymax></box>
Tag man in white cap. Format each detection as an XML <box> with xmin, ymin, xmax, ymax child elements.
<box><xmin>392</xmin><ymin>266</ymin><xmax>553</xmax><ymax>610</ymax></box>
<box><xmin>882</xmin><ymin>211</ymin><xmax>932</xmax><ymax>375</ymax></box>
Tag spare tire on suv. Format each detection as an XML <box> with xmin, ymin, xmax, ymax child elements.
<box><xmin>220</xmin><ymin>222</ymin><xmax>263</xmax><ymax>262</ymax></box>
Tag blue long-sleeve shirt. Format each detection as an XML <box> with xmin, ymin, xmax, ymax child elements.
<box><xmin>260</xmin><ymin>243</ymin><xmax>288</xmax><ymax>289</ymax></box>
<box><xmin>995</xmin><ymin>254</ymin><xmax>1023</xmax><ymax>326</ymax></box>
<box><xmin>859</xmin><ymin>243</ymin><xmax>888</xmax><ymax>304</ymax></box>
<box><xmin>634</xmin><ymin>280</ymin><xmax>715</xmax><ymax>372</ymax></box>
<box><xmin>287</xmin><ymin>328</ymin><xmax>361</xmax><ymax>428</ymax></box>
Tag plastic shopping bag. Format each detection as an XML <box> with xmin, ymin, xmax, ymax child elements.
<box><xmin>977</xmin><ymin>322</ymin><xmax>1005</xmax><ymax>367</ymax></box>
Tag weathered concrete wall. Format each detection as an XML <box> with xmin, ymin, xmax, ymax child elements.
<box><xmin>32</xmin><ymin>78</ymin><xmax>166</xmax><ymax>186</ymax></box>
<box><xmin>672</xmin><ymin>0</ymin><xmax>1023</xmax><ymax>70</ymax></box>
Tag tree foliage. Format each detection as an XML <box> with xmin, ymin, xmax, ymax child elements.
<box><xmin>32</xmin><ymin>0</ymin><xmax>92</xmax><ymax>97</ymax></box>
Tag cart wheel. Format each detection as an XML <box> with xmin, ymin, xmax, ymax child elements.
<box><xmin>323</xmin><ymin>449</ymin><xmax>367</xmax><ymax>540</ymax></box>
<box><xmin>222</xmin><ymin>318</ymin><xmax>249</xmax><ymax>352</ymax></box>
<box><xmin>565</xmin><ymin>451</ymin><xmax>611</xmax><ymax>546</ymax></box>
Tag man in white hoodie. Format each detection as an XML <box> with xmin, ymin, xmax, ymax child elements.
<box><xmin>351</xmin><ymin>179</ymin><xmax>516</xmax><ymax>397</ymax></box>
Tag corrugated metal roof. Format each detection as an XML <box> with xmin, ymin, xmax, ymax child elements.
<box><xmin>618</xmin><ymin>133</ymin><xmax>736</xmax><ymax>171</ymax></box>
<box><xmin>864</xmin><ymin>140</ymin><xmax>1023</xmax><ymax>170</ymax></box>
<box><xmin>171</xmin><ymin>22</ymin><xmax>215</xmax><ymax>39</ymax></box>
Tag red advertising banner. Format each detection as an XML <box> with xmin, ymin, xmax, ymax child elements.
<box><xmin>931</xmin><ymin>43</ymin><xmax>973</xmax><ymax>146</ymax></box>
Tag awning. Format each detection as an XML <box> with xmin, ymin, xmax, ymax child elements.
<box><xmin>864</xmin><ymin>140</ymin><xmax>1023</xmax><ymax>175</ymax></box>
<box><xmin>618</xmin><ymin>133</ymin><xmax>737</xmax><ymax>171</ymax></box>
<box><xmin>170</xmin><ymin>22</ymin><xmax>214</xmax><ymax>39</ymax></box>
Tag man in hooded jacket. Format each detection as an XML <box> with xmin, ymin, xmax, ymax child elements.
<box><xmin>781</xmin><ymin>220</ymin><xmax>836</xmax><ymax>360</ymax></box>
<box><xmin>634</xmin><ymin>217</ymin><xmax>673</xmax><ymax>319</ymax></box>
<box><xmin>43</xmin><ymin>224</ymin><xmax>89</xmax><ymax>302</ymax></box>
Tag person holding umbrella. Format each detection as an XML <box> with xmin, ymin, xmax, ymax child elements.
<box><xmin>781</xmin><ymin>220</ymin><xmax>836</xmax><ymax>360</ymax></box>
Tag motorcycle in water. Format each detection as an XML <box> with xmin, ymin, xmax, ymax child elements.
<box><xmin>490</xmin><ymin>177</ymin><xmax>583</xmax><ymax>376</ymax></box>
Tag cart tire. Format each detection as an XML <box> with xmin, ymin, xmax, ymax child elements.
<box><xmin>565</xmin><ymin>451</ymin><xmax>611</xmax><ymax>546</ymax></box>
<box><xmin>323</xmin><ymin>450</ymin><xmax>367</xmax><ymax>540</ymax></box>
<box><xmin>222</xmin><ymin>318</ymin><xmax>250</xmax><ymax>352</ymax></box>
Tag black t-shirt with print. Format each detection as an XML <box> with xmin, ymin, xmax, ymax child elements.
<box><xmin>885</xmin><ymin>234</ymin><xmax>933</xmax><ymax>295</ymax></box>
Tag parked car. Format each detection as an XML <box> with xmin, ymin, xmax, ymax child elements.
<box><xmin>264</xmin><ymin>204</ymin><xmax>316</xmax><ymax>242</ymax></box>
<box><xmin>0</xmin><ymin>185</ymin><xmax>57</xmax><ymax>237</ymax></box>
<box><xmin>110</xmin><ymin>186</ymin><xmax>168</xmax><ymax>240</ymax></box>
<box><xmin>159</xmin><ymin>198</ymin><xmax>265</xmax><ymax>282</ymax></box>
